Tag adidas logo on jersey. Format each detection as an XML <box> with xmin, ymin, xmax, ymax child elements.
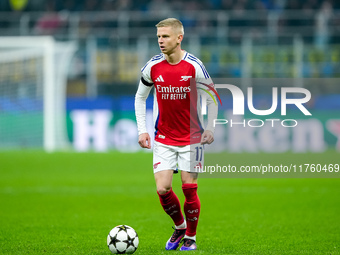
<box><xmin>155</xmin><ymin>75</ymin><xmax>164</xmax><ymax>82</ymax></box>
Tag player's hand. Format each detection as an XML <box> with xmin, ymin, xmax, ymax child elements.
<box><xmin>200</xmin><ymin>130</ymin><xmax>214</xmax><ymax>145</ymax></box>
<box><xmin>138</xmin><ymin>133</ymin><xmax>151</xmax><ymax>149</ymax></box>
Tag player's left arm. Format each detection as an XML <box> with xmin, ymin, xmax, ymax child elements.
<box><xmin>201</xmin><ymin>91</ymin><xmax>218</xmax><ymax>145</ymax></box>
<box><xmin>195</xmin><ymin>71</ymin><xmax>218</xmax><ymax>145</ymax></box>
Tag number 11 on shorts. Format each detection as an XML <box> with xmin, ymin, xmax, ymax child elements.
<box><xmin>195</xmin><ymin>146</ymin><xmax>203</xmax><ymax>161</ymax></box>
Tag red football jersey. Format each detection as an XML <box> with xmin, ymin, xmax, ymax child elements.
<box><xmin>141</xmin><ymin>52</ymin><xmax>212</xmax><ymax>146</ymax></box>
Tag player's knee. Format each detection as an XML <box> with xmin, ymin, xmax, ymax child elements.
<box><xmin>181</xmin><ymin>172</ymin><xmax>198</xmax><ymax>184</ymax></box>
<box><xmin>157</xmin><ymin>186</ymin><xmax>171</xmax><ymax>195</ymax></box>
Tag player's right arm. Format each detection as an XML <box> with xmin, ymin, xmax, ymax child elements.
<box><xmin>135</xmin><ymin>76</ymin><xmax>153</xmax><ymax>149</ymax></box>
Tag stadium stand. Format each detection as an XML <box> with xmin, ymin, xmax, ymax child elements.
<box><xmin>1</xmin><ymin>0</ymin><xmax>340</xmax><ymax>96</ymax></box>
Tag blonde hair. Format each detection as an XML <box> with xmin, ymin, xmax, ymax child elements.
<box><xmin>156</xmin><ymin>18</ymin><xmax>184</xmax><ymax>35</ymax></box>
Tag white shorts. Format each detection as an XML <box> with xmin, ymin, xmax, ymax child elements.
<box><xmin>153</xmin><ymin>141</ymin><xmax>204</xmax><ymax>173</ymax></box>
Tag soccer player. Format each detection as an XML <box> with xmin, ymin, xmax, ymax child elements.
<box><xmin>135</xmin><ymin>18</ymin><xmax>217</xmax><ymax>251</ymax></box>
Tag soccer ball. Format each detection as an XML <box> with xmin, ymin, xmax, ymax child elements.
<box><xmin>107</xmin><ymin>225</ymin><xmax>139</xmax><ymax>254</ymax></box>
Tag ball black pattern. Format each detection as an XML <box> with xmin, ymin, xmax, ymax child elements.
<box><xmin>107</xmin><ymin>225</ymin><xmax>139</xmax><ymax>254</ymax></box>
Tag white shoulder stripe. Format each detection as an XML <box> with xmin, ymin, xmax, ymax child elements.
<box><xmin>185</xmin><ymin>54</ymin><xmax>210</xmax><ymax>79</ymax></box>
<box><xmin>141</xmin><ymin>54</ymin><xmax>165</xmax><ymax>72</ymax></box>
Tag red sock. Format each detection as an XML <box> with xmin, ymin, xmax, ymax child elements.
<box><xmin>182</xmin><ymin>183</ymin><xmax>200</xmax><ymax>237</ymax></box>
<box><xmin>157</xmin><ymin>188</ymin><xmax>185</xmax><ymax>227</ymax></box>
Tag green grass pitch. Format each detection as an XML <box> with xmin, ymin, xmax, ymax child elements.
<box><xmin>0</xmin><ymin>151</ymin><xmax>339</xmax><ymax>254</ymax></box>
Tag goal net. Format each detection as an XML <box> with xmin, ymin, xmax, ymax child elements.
<box><xmin>0</xmin><ymin>37</ymin><xmax>77</xmax><ymax>151</ymax></box>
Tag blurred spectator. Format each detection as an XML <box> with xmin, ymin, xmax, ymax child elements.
<box><xmin>34</xmin><ymin>1</ymin><xmax>65</xmax><ymax>35</ymax></box>
<box><xmin>147</xmin><ymin>0</ymin><xmax>173</xmax><ymax>17</ymax></box>
<box><xmin>181</xmin><ymin>1</ymin><xmax>202</xmax><ymax>29</ymax></box>
<box><xmin>315</xmin><ymin>1</ymin><xmax>333</xmax><ymax>49</ymax></box>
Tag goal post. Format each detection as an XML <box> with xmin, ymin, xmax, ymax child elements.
<box><xmin>0</xmin><ymin>36</ymin><xmax>77</xmax><ymax>151</ymax></box>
